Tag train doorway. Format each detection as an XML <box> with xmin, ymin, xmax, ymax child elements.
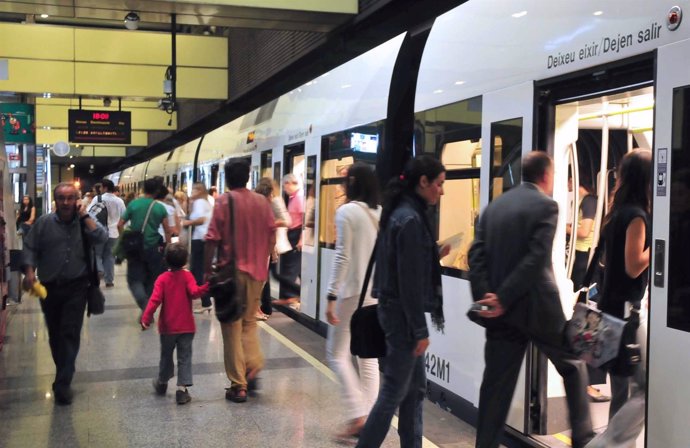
<box><xmin>531</xmin><ymin>57</ymin><xmax>655</xmax><ymax>447</ymax></box>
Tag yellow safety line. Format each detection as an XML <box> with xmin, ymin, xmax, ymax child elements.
<box><xmin>258</xmin><ymin>321</ymin><xmax>440</xmax><ymax>448</ymax></box>
<box><xmin>553</xmin><ymin>432</ymin><xmax>572</xmax><ymax>445</ymax></box>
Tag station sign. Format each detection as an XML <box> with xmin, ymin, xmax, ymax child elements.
<box><xmin>68</xmin><ymin>109</ymin><xmax>131</xmax><ymax>144</ymax></box>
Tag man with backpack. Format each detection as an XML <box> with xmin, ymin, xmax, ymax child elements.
<box><xmin>88</xmin><ymin>180</ymin><xmax>126</xmax><ymax>287</ymax></box>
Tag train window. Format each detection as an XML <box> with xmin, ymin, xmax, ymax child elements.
<box><xmin>490</xmin><ymin>118</ymin><xmax>523</xmax><ymax>201</ymax></box>
<box><xmin>439</xmin><ymin>140</ymin><xmax>481</xmax><ymax>273</ymax></box>
<box><xmin>415</xmin><ymin>97</ymin><xmax>482</xmax><ymax>278</ymax></box>
<box><xmin>318</xmin><ymin>156</ymin><xmax>354</xmax><ymax>248</ymax></box>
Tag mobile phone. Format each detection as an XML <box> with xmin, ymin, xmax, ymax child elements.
<box><xmin>588</xmin><ymin>284</ymin><xmax>599</xmax><ymax>300</ymax></box>
<box><xmin>470</xmin><ymin>302</ymin><xmax>492</xmax><ymax>312</ymax></box>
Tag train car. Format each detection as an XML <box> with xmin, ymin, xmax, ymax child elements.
<box><xmin>112</xmin><ymin>1</ymin><xmax>690</xmax><ymax>445</ymax></box>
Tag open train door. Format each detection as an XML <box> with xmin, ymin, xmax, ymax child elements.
<box><xmin>480</xmin><ymin>81</ymin><xmax>537</xmax><ymax>439</ymax></box>
<box><xmin>647</xmin><ymin>37</ymin><xmax>690</xmax><ymax>446</ymax></box>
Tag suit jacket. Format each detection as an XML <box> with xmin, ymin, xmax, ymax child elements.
<box><xmin>468</xmin><ymin>183</ymin><xmax>565</xmax><ymax>343</ymax></box>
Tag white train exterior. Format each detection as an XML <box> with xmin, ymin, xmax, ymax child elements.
<box><xmin>109</xmin><ymin>1</ymin><xmax>690</xmax><ymax>445</ymax></box>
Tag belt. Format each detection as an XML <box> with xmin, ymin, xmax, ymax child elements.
<box><xmin>43</xmin><ymin>276</ymin><xmax>89</xmax><ymax>288</ymax></box>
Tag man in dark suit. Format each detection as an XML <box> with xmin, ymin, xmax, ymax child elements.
<box><xmin>468</xmin><ymin>152</ymin><xmax>594</xmax><ymax>448</ymax></box>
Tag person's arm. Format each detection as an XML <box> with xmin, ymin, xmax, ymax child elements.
<box><xmin>185</xmin><ymin>271</ymin><xmax>210</xmax><ymax>299</ymax></box>
<box><xmin>118</xmin><ymin>206</ymin><xmax>130</xmax><ymax>235</ymax></box>
<box><xmin>141</xmin><ymin>276</ymin><xmax>164</xmax><ymax>328</ymax></box>
<box><xmin>576</xmin><ymin>218</ymin><xmax>594</xmax><ymax>239</ymax></box>
<box><xmin>21</xmin><ymin>218</ymin><xmax>39</xmax><ymax>290</ymax></box>
<box><xmin>495</xmin><ymin>201</ymin><xmax>559</xmax><ymax>310</ymax></box>
<box><xmin>624</xmin><ymin>217</ymin><xmax>650</xmax><ymax>278</ymax></box>
<box><xmin>203</xmin><ymin>199</ymin><xmax>223</xmax><ymax>280</ymax></box>
<box><xmin>576</xmin><ymin>196</ymin><xmax>596</xmax><ymax>239</ymax></box>
<box><xmin>27</xmin><ymin>206</ymin><xmax>36</xmax><ymax>225</ymax></box>
<box><xmin>396</xmin><ymin>218</ymin><xmax>429</xmax><ymax>341</ymax></box>
<box><xmin>78</xmin><ymin>202</ymin><xmax>108</xmax><ymax>243</ymax></box>
<box><xmin>161</xmin><ymin>218</ymin><xmax>172</xmax><ymax>244</ymax></box>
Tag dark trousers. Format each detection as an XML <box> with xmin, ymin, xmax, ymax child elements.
<box><xmin>159</xmin><ymin>333</ymin><xmax>194</xmax><ymax>386</ymax></box>
<box><xmin>40</xmin><ymin>278</ymin><xmax>88</xmax><ymax>392</ymax></box>
<box><xmin>191</xmin><ymin>240</ymin><xmax>211</xmax><ymax>307</ymax></box>
<box><xmin>278</xmin><ymin>228</ymin><xmax>301</xmax><ymax>298</ymax></box>
<box><xmin>571</xmin><ymin>250</ymin><xmax>590</xmax><ymax>292</ymax></box>
<box><xmin>260</xmin><ymin>262</ymin><xmax>276</xmax><ymax>315</ymax></box>
<box><xmin>476</xmin><ymin>327</ymin><xmax>594</xmax><ymax>448</ymax></box>
<box><xmin>127</xmin><ymin>246</ymin><xmax>164</xmax><ymax>310</ymax></box>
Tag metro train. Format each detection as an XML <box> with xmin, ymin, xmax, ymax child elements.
<box><xmin>108</xmin><ymin>1</ymin><xmax>690</xmax><ymax>446</ymax></box>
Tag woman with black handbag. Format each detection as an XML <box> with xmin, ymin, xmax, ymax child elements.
<box><xmin>587</xmin><ymin>149</ymin><xmax>651</xmax><ymax>448</ymax></box>
<box><xmin>324</xmin><ymin>163</ymin><xmax>381</xmax><ymax>442</ymax></box>
<box><xmin>356</xmin><ymin>155</ymin><xmax>447</xmax><ymax>448</ymax></box>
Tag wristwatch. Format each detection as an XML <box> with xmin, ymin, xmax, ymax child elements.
<box><xmin>327</xmin><ymin>293</ymin><xmax>337</xmax><ymax>301</ymax></box>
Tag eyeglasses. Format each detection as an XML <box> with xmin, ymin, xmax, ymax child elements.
<box><xmin>55</xmin><ymin>195</ymin><xmax>77</xmax><ymax>202</ymax></box>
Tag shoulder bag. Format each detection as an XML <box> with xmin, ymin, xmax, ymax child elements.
<box><xmin>350</xmin><ymin>203</ymin><xmax>385</xmax><ymax>359</ymax></box>
<box><xmin>80</xmin><ymin>221</ymin><xmax>105</xmax><ymax>316</ymax></box>
<box><xmin>565</xmin><ymin>240</ymin><xmax>641</xmax><ymax>375</ymax></box>
<box><xmin>209</xmin><ymin>192</ymin><xmax>244</xmax><ymax>323</ymax></box>
<box><xmin>120</xmin><ymin>200</ymin><xmax>156</xmax><ymax>260</ymax></box>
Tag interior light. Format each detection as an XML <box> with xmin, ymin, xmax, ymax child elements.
<box><xmin>341</xmin><ymin>84</ymin><xmax>352</xmax><ymax>89</ymax></box>
<box><xmin>69</xmin><ymin>163</ymin><xmax>75</xmax><ymax>168</ymax></box>
<box><xmin>124</xmin><ymin>11</ymin><xmax>140</xmax><ymax>30</ymax></box>
<box><xmin>512</xmin><ymin>11</ymin><xmax>528</xmax><ymax>18</ymax></box>
<box><xmin>454</xmin><ymin>80</ymin><xmax>465</xmax><ymax>85</ymax></box>
<box><xmin>433</xmin><ymin>89</ymin><xmax>444</xmax><ymax>94</ymax></box>
<box><xmin>593</xmin><ymin>11</ymin><xmax>603</xmax><ymax>16</ymax></box>
<box><xmin>40</xmin><ymin>14</ymin><xmax>49</xmax><ymax>19</ymax></box>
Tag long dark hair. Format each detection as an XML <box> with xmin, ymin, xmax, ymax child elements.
<box><xmin>380</xmin><ymin>154</ymin><xmax>445</xmax><ymax>230</ymax></box>
<box><xmin>345</xmin><ymin>162</ymin><xmax>379</xmax><ymax>209</ymax></box>
<box><xmin>604</xmin><ymin>149</ymin><xmax>652</xmax><ymax>226</ymax></box>
<box><xmin>22</xmin><ymin>195</ymin><xmax>34</xmax><ymax>212</ymax></box>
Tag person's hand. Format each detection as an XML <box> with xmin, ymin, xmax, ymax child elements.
<box><xmin>22</xmin><ymin>271</ymin><xmax>36</xmax><ymax>291</ymax></box>
<box><xmin>271</xmin><ymin>249</ymin><xmax>278</xmax><ymax>263</ymax></box>
<box><xmin>326</xmin><ymin>301</ymin><xmax>339</xmax><ymax>325</ymax></box>
<box><xmin>297</xmin><ymin>239</ymin><xmax>303</xmax><ymax>251</ymax></box>
<box><xmin>439</xmin><ymin>244</ymin><xmax>451</xmax><ymax>258</ymax></box>
<box><xmin>141</xmin><ymin>321</ymin><xmax>150</xmax><ymax>330</ymax></box>
<box><xmin>413</xmin><ymin>338</ymin><xmax>430</xmax><ymax>357</ymax></box>
<box><xmin>76</xmin><ymin>202</ymin><xmax>87</xmax><ymax>218</ymax></box>
<box><xmin>477</xmin><ymin>293</ymin><xmax>505</xmax><ymax>319</ymax></box>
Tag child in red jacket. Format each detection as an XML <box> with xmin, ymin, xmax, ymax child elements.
<box><xmin>141</xmin><ymin>243</ymin><xmax>209</xmax><ymax>404</ymax></box>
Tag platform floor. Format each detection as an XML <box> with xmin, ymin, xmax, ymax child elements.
<box><xmin>0</xmin><ymin>266</ymin><xmax>479</xmax><ymax>448</ymax></box>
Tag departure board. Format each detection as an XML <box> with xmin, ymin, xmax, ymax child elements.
<box><xmin>68</xmin><ymin>109</ymin><xmax>131</xmax><ymax>144</ymax></box>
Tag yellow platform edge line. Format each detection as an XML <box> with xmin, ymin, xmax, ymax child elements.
<box><xmin>553</xmin><ymin>432</ymin><xmax>572</xmax><ymax>445</ymax></box>
<box><xmin>258</xmin><ymin>321</ymin><xmax>439</xmax><ymax>448</ymax></box>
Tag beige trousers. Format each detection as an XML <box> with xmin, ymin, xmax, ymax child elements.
<box><xmin>220</xmin><ymin>270</ymin><xmax>265</xmax><ymax>390</ymax></box>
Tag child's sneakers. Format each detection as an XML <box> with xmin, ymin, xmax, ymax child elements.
<box><xmin>176</xmin><ymin>389</ymin><xmax>191</xmax><ymax>405</ymax></box>
<box><xmin>152</xmin><ymin>379</ymin><xmax>167</xmax><ymax>395</ymax></box>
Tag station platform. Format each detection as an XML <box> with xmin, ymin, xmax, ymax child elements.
<box><xmin>0</xmin><ymin>265</ymin><xmax>480</xmax><ymax>448</ymax></box>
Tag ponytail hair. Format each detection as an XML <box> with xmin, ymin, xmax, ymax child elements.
<box><xmin>380</xmin><ymin>154</ymin><xmax>445</xmax><ymax>229</ymax></box>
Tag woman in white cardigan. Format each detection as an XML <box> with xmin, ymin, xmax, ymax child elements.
<box><xmin>325</xmin><ymin>162</ymin><xmax>381</xmax><ymax>441</ymax></box>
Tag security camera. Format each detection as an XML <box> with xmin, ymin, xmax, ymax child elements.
<box><xmin>158</xmin><ymin>98</ymin><xmax>174</xmax><ymax>111</ymax></box>
<box><xmin>124</xmin><ymin>11</ymin><xmax>140</xmax><ymax>30</ymax></box>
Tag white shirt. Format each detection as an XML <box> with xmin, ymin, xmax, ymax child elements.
<box><xmin>157</xmin><ymin>200</ymin><xmax>176</xmax><ymax>239</ymax></box>
<box><xmin>88</xmin><ymin>192</ymin><xmax>126</xmax><ymax>238</ymax></box>
<box><xmin>327</xmin><ymin>201</ymin><xmax>381</xmax><ymax>300</ymax></box>
<box><xmin>189</xmin><ymin>197</ymin><xmax>213</xmax><ymax>240</ymax></box>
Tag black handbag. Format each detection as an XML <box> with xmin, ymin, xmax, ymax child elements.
<box><xmin>121</xmin><ymin>200</ymin><xmax>156</xmax><ymax>260</ymax></box>
<box><xmin>209</xmin><ymin>192</ymin><xmax>244</xmax><ymax>323</ymax></box>
<box><xmin>350</xmin><ymin>243</ymin><xmax>386</xmax><ymax>359</ymax></box>
<box><xmin>80</xmin><ymin>221</ymin><xmax>105</xmax><ymax>316</ymax></box>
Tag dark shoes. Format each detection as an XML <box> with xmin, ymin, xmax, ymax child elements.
<box><xmin>152</xmin><ymin>379</ymin><xmax>167</xmax><ymax>395</ymax></box>
<box><xmin>225</xmin><ymin>387</ymin><xmax>248</xmax><ymax>403</ymax></box>
<box><xmin>53</xmin><ymin>385</ymin><xmax>73</xmax><ymax>406</ymax></box>
<box><xmin>105</xmin><ymin>283</ymin><xmax>114</xmax><ymax>288</ymax></box>
<box><xmin>176</xmin><ymin>389</ymin><xmax>191</xmax><ymax>405</ymax></box>
<box><xmin>587</xmin><ymin>386</ymin><xmax>611</xmax><ymax>403</ymax></box>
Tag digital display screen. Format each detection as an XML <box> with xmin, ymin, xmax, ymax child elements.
<box><xmin>351</xmin><ymin>132</ymin><xmax>378</xmax><ymax>153</ymax></box>
<box><xmin>68</xmin><ymin>109</ymin><xmax>131</xmax><ymax>144</ymax></box>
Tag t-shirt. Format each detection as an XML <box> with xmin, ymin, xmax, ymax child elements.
<box><xmin>157</xmin><ymin>201</ymin><xmax>176</xmax><ymax>239</ymax></box>
<box><xmin>575</xmin><ymin>194</ymin><xmax>597</xmax><ymax>252</ymax></box>
<box><xmin>122</xmin><ymin>198</ymin><xmax>168</xmax><ymax>249</ymax></box>
<box><xmin>88</xmin><ymin>192</ymin><xmax>126</xmax><ymax>238</ymax></box>
<box><xmin>189</xmin><ymin>197</ymin><xmax>212</xmax><ymax>240</ymax></box>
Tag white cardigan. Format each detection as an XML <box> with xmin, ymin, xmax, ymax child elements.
<box><xmin>327</xmin><ymin>201</ymin><xmax>381</xmax><ymax>300</ymax></box>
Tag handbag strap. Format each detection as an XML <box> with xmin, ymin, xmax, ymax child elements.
<box><xmin>139</xmin><ymin>199</ymin><xmax>157</xmax><ymax>233</ymax></box>
<box><xmin>79</xmin><ymin>221</ymin><xmax>99</xmax><ymax>286</ymax></box>
<box><xmin>352</xmin><ymin>201</ymin><xmax>379</xmax><ymax>232</ymax></box>
<box><xmin>581</xmin><ymin>236</ymin><xmax>605</xmax><ymax>294</ymax></box>
<box><xmin>357</xmin><ymin>241</ymin><xmax>377</xmax><ymax>310</ymax></box>
<box><xmin>227</xmin><ymin>192</ymin><xmax>237</xmax><ymax>267</ymax></box>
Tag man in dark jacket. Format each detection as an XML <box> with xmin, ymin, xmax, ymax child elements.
<box><xmin>468</xmin><ymin>152</ymin><xmax>594</xmax><ymax>448</ymax></box>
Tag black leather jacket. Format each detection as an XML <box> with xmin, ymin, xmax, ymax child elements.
<box><xmin>372</xmin><ymin>194</ymin><xmax>437</xmax><ymax>341</ymax></box>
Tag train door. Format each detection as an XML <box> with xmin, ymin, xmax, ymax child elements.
<box><xmin>647</xmin><ymin>39</ymin><xmax>690</xmax><ymax>447</ymax></box>
<box><xmin>480</xmin><ymin>82</ymin><xmax>535</xmax><ymax>438</ymax></box>
<box><xmin>261</xmin><ymin>150</ymin><xmax>272</xmax><ymax>179</ymax></box>
<box><xmin>281</xmin><ymin>143</ymin><xmax>308</xmax><ymax>313</ymax></box>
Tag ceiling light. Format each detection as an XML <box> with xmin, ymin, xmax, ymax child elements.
<box><xmin>103</xmin><ymin>97</ymin><xmax>112</xmax><ymax>107</ymax></box>
<box><xmin>593</xmin><ymin>11</ymin><xmax>603</xmax><ymax>16</ymax></box>
<box><xmin>42</xmin><ymin>93</ymin><xmax>51</xmax><ymax>98</ymax></box>
<box><xmin>40</xmin><ymin>14</ymin><xmax>49</xmax><ymax>19</ymax></box>
<box><xmin>433</xmin><ymin>89</ymin><xmax>444</xmax><ymax>94</ymax></box>
<box><xmin>341</xmin><ymin>84</ymin><xmax>352</xmax><ymax>89</ymax></box>
<box><xmin>454</xmin><ymin>80</ymin><xmax>465</xmax><ymax>85</ymax></box>
<box><xmin>512</xmin><ymin>11</ymin><xmax>527</xmax><ymax>18</ymax></box>
<box><xmin>69</xmin><ymin>163</ymin><xmax>75</xmax><ymax>168</ymax></box>
<box><xmin>124</xmin><ymin>11</ymin><xmax>140</xmax><ymax>30</ymax></box>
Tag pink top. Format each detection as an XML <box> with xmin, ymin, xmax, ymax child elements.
<box><xmin>205</xmin><ymin>189</ymin><xmax>276</xmax><ymax>281</ymax></box>
<box><xmin>287</xmin><ymin>191</ymin><xmax>304</xmax><ymax>230</ymax></box>
<box><xmin>141</xmin><ymin>270</ymin><xmax>209</xmax><ymax>334</ymax></box>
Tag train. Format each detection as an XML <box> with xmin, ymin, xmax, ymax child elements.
<box><xmin>107</xmin><ymin>1</ymin><xmax>690</xmax><ymax>446</ymax></box>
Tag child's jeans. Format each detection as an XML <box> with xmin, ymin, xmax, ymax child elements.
<box><xmin>159</xmin><ymin>333</ymin><xmax>194</xmax><ymax>386</ymax></box>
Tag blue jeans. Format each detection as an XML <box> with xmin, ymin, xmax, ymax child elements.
<box><xmin>94</xmin><ymin>237</ymin><xmax>117</xmax><ymax>284</ymax></box>
<box><xmin>127</xmin><ymin>246</ymin><xmax>164</xmax><ymax>310</ymax></box>
<box><xmin>356</xmin><ymin>302</ymin><xmax>426</xmax><ymax>448</ymax></box>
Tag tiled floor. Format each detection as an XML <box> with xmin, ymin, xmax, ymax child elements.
<box><xmin>0</xmin><ymin>265</ymin><xmax>478</xmax><ymax>448</ymax></box>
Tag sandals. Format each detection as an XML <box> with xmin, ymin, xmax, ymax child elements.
<box><xmin>225</xmin><ymin>387</ymin><xmax>247</xmax><ymax>403</ymax></box>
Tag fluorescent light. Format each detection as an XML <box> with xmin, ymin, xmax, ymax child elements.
<box><xmin>341</xmin><ymin>84</ymin><xmax>352</xmax><ymax>89</ymax></box>
<box><xmin>512</xmin><ymin>11</ymin><xmax>527</xmax><ymax>18</ymax></box>
<box><xmin>40</xmin><ymin>14</ymin><xmax>49</xmax><ymax>18</ymax></box>
<box><xmin>454</xmin><ymin>80</ymin><xmax>465</xmax><ymax>85</ymax></box>
<box><xmin>433</xmin><ymin>89</ymin><xmax>444</xmax><ymax>94</ymax></box>
<box><xmin>593</xmin><ymin>11</ymin><xmax>603</xmax><ymax>16</ymax></box>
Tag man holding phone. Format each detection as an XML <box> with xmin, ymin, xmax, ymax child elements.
<box><xmin>22</xmin><ymin>182</ymin><xmax>108</xmax><ymax>405</ymax></box>
<box><xmin>468</xmin><ymin>152</ymin><xmax>594</xmax><ymax>448</ymax></box>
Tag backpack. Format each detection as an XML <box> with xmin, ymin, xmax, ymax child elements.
<box><xmin>89</xmin><ymin>195</ymin><xmax>109</xmax><ymax>228</ymax></box>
